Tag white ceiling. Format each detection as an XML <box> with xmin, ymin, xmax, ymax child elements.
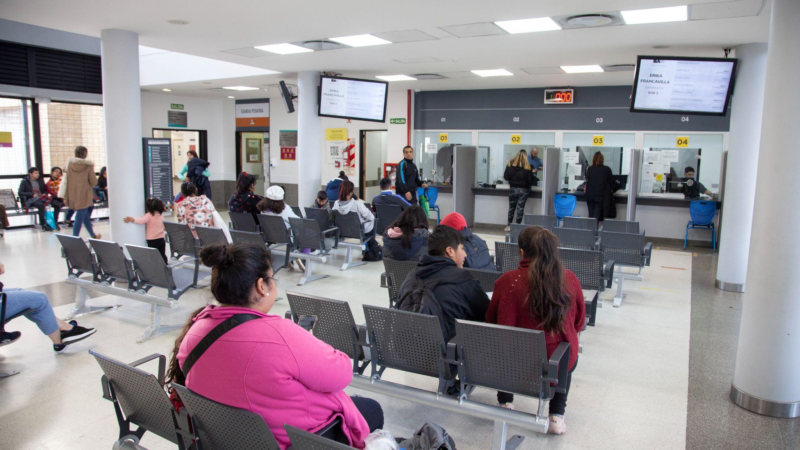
<box><xmin>1</xmin><ymin>0</ymin><xmax>771</xmax><ymax>97</ymax></box>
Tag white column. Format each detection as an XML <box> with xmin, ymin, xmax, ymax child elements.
<box><xmin>731</xmin><ymin>0</ymin><xmax>800</xmax><ymax>418</ymax></box>
<box><xmin>100</xmin><ymin>29</ymin><xmax>145</xmax><ymax>247</ymax></box>
<box><xmin>715</xmin><ymin>43</ymin><xmax>768</xmax><ymax>292</ymax></box>
<box><xmin>296</xmin><ymin>71</ymin><xmax>322</xmax><ymax>207</ymax></box>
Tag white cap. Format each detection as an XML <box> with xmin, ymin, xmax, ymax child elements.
<box><xmin>265</xmin><ymin>185</ymin><xmax>285</xmax><ymax>201</ymax></box>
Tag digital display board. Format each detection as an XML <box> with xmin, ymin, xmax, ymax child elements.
<box><xmin>318</xmin><ymin>76</ymin><xmax>388</xmax><ymax>123</ymax></box>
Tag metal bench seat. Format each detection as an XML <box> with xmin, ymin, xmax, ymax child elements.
<box><xmin>562</xmin><ymin>217</ymin><xmax>598</xmax><ymax>235</ymax></box>
<box><xmin>598</xmin><ymin>230</ymin><xmax>652</xmax><ymax>307</ymax></box>
<box><xmin>164</xmin><ymin>222</ymin><xmax>199</xmax><ymax>261</ymax></box>
<box><xmin>375</xmin><ymin>203</ymin><xmax>403</xmax><ymax>235</ymax></box>
<box><xmin>56</xmin><ymin>234</ymin><xmax>120</xmax><ymax>318</ymax></box>
<box><xmin>194</xmin><ymin>225</ymin><xmax>229</xmax><ymax>248</ymax></box>
<box><xmin>289</xmin><ymin>217</ymin><xmax>337</xmax><ymax>285</ymax></box>
<box><xmin>382</xmin><ymin>259</ymin><xmax>418</xmax><ymax>308</ymax></box>
<box><xmin>559</xmin><ymin>247</ymin><xmax>614</xmax><ymax>327</ymax></box>
<box><xmin>259</xmin><ymin>214</ymin><xmax>296</xmax><ymax>275</ymax></box>
<box><xmin>554</xmin><ymin>227</ymin><xmax>600</xmax><ymax>251</ymax></box>
<box><xmin>495</xmin><ymin>242</ymin><xmax>521</xmax><ymax>273</ymax></box>
<box><xmin>332</xmin><ymin>211</ymin><xmax>368</xmax><ymax>271</ymax></box>
<box><xmin>522</xmin><ymin>214</ymin><xmax>558</xmax><ymax>230</ymax></box>
<box><xmin>90</xmin><ymin>238</ymin><xmax>141</xmax><ymax>289</ymax></box>
<box><xmin>465</xmin><ymin>268</ymin><xmax>502</xmax><ymax>294</ymax></box>
<box><xmin>601</xmin><ymin>219</ymin><xmax>641</xmax><ymax>234</ymax></box>
<box><xmin>229</xmin><ymin>211</ymin><xmax>260</xmax><ymax>233</ymax></box>
<box><xmin>506</xmin><ymin>223</ymin><xmax>527</xmax><ymax>244</ymax></box>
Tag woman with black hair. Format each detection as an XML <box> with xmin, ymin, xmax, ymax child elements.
<box><xmin>486</xmin><ymin>226</ymin><xmax>585</xmax><ymax>434</ymax></box>
<box><xmin>94</xmin><ymin>166</ymin><xmax>108</xmax><ymax>201</ymax></box>
<box><xmin>332</xmin><ymin>180</ymin><xmax>375</xmax><ymax>237</ymax></box>
<box><xmin>168</xmin><ymin>244</ymin><xmax>383</xmax><ymax>450</ymax></box>
<box><xmin>382</xmin><ymin>206</ymin><xmax>429</xmax><ymax>260</ymax></box>
<box><xmin>228</xmin><ymin>172</ymin><xmax>263</xmax><ymax>222</ymax></box>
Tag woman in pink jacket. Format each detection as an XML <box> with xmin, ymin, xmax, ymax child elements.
<box><xmin>168</xmin><ymin>244</ymin><xmax>383</xmax><ymax>449</ymax></box>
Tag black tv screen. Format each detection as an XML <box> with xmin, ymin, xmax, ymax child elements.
<box><xmin>279</xmin><ymin>80</ymin><xmax>295</xmax><ymax>113</ymax></box>
<box><xmin>630</xmin><ymin>56</ymin><xmax>738</xmax><ymax>116</ymax></box>
<box><xmin>318</xmin><ymin>76</ymin><xmax>388</xmax><ymax>123</ymax></box>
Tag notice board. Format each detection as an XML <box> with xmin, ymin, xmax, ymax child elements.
<box><xmin>142</xmin><ymin>138</ymin><xmax>174</xmax><ymax>206</ymax></box>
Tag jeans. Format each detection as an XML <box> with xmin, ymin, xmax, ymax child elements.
<box><xmin>73</xmin><ymin>206</ymin><xmax>96</xmax><ymax>238</ymax></box>
<box><xmin>3</xmin><ymin>289</ymin><xmax>59</xmax><ymax>335</ymax></box>
<box><xmin>350</xmin><ymin>396</ymin><xmax>384</xmax><ymax>432</ymax></box>
<box><xmin>30</xmin><ymin>198</ymin><xmax>62</xmax><ymax>229</ymax></box>
<box><xmin>507</xmin><ymin>187</ymin><xmax>530</xmax><ymax>225</ymax></box>
<box><xmin>64</xmin><ymin>209</ymin><xmax>75</xmax><ymax>222</ymax></box>
<box><xmin>497</xmin><ymin>361</ymin><xmax>577</xmax><ymax>416</ymax></box>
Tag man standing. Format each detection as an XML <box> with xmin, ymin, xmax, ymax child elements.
<box><xmin>396</xmin><ymin>146</ymin><xmax>428</xmax><ymax>206</ymax></box>
<box><xmin>528</xmin><ymin>148</ymin><xmax>544</xmax><ymax>175</ymax></box>
<box><xmin>18</xmin><ymin>167</ymin><xmax>62</xmax><ymax>232</ymax></box>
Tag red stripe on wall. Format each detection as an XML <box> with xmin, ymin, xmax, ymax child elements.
<box><xmin>407</xmin><ymin>90</ymin><xmax>412</xmax><ymax>146</ymax></box>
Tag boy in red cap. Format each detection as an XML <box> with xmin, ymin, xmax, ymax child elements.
<box><xmin>440</xmin><ymin>213</ymin><xmax>494</xmax><ymax>271</ymax></box>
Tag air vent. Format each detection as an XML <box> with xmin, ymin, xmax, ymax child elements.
<box><xmin>603</xmin><ymin>64</ymin><xmax>636</xmax><ymax>72</ymax></box>
<box><xmin>554</xmin><ymin>12</ymin><xmax>624</xmax><ymax>29</ymax></box>
<box><xmin>297</xmin><ymin>40</ymin><xmax>345</xmax><ymax>51</ymax></box>
<box><xmin>413</xmin><ymin>73</ymin><xmax>446</xmax><ymax>80</ymax></box>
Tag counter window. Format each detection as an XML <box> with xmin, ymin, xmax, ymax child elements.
<box><xmin>413</xmin><ymin>131</ymin><xmax>472</xmax><ymax>184</ymax></box>
<box><xmin>560</xmin><ymin>132</ymin><xmax>635</xmax><ymax>193</ymax></box>
<box><xmin>641</xmin><ymin>134</ymin><xmax>724</xmax><ymax>198</ymax></box>
<box><xmin>477</xmin><ymin>132</ymin><xmax>555</xmax><ymax>187</ymax></box>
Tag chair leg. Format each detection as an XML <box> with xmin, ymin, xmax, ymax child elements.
<box><xmin>298</xmin><ymin>258</ymin><xmax>329</xmax><ymax>285</ymax></box>
<box><xmin>340</xmin><ymin>246</ymin><xmax>366</xmax><ymax>271</ymax></box>
<box><xmin>613</xmin><ymin>276</ymin><xmax>626</xmax><ymax>307</ymax></box>
<box><xmin>684</xmin><ymin>226</ymin><xmax>689</xmax><ymax>249</ymax></box>
<box><xmin>491</xmin><ymin>420</ymin><xmax>525</xmax><ymax>450</ymax></box>
<box><xmin>67</xmin><ymin>286</ymin><xmax>118</xmax><ymax>319</ymax></box>
<box><xmin>712</xmin><ymin>228</ymin><xmax>717</xmax><ymax>251</ymax></box>
<box><xmin>138</xmin><ymin>305</ymin><xmax>181</xmax><ymax>343</ymax></box>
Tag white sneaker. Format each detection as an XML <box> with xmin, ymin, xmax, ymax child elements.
<box><xmin>504</xmin><ymin>226</ymin><xmax>511</xmax><ymax>232</ymax></box>
<box><xmin>547</xmin><ymin>416</ymin><xmax>566</xmax><ymax>435</ymax></box>
<box><xmin>500</xmin><ymin>403</ymin><xmax>515</xmax><ymax>410</ymax></box>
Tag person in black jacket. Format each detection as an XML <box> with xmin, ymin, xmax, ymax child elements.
<box><xmin>503</xmin><ymin>151</ymin><xmax>537</xmax><ymax>231</ymax></box>
<box><xmin>396</xmin><ymin>146</ymin><xmax>428</xmax><ymax>206</ymax></box>
<box><xmin>382</xmin><ymin>206</ymin><xmax>429</xmax><ymax>261</ymax></box>
<box><xmin>372</xmin><ymin>177</ymin><xmax>411</xmax><ymax>210</ymax></box>
<box><xmin>18</xmin><ymin>167</ymin><xmax>63</xmax><ymax>232</ymax></box>
<box><xmin>584</xmin><ymin>152</ymin><xmax>616</xmax><ymax>224</ymax></box>
<box><xmin>395</xmin><ymin>225</ymin><xmax>489</xmax><ymax>341</ymax></box>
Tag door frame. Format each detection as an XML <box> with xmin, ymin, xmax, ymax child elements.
<box><xmin>359</xmin><ymin>129</ymin><xmax>388</xmax><ymax>197</ymax></box>
<box><xmin>151</xmin><ymin>128</ymin><xmax>208</xmax><ymax>161</ymax></box>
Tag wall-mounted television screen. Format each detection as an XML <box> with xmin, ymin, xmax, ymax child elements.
<box><xmin>630</xmin><ymin>56</ymin><xmax>737</xmax><ymax>116</ymax></box>
<box><xmin>318</xmin><ymin>75</ymin><xmax>388</xmax><ymax>123</ymax></box>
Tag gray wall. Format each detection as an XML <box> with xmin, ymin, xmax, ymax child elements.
<box><xmin>415</xmin><ymin>86</ymin><xmax>731</xmax><ymax>132</ymax></box>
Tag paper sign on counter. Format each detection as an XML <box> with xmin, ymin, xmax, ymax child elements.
<box><xmin>644</xmin><ymin>151</ymin><xmax>661</xmax><ymax>163</ymax></box>
<box><xmin>425</xmin><ymin>143</ymin><xmax>438</xmax><ymax>154</ymax></box>
<box><xmin>659</xmin><ymin>150</ymin><xmax>680</xmax><ymax>163</ymax></box>
<box><xmin>641</xmin><ymin>164</ymin><xmax>656</xmax><ymax>193</ymax></box>
<box><xmin>563</xmin><ymin>152</ymin><xmax>580</xmax><ymax>165</ymax></box>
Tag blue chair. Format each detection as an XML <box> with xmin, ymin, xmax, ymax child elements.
<box><xmin>685</xmin><ymin>201</ymin><xmax>717</xmax><ymax>250</ymax></box>
<box><xmin>417</xmin><ymin>186</ymin><xmax>440</xmax><ymax>224</ymax></box>
<box><xmin>553</xmin><ymin>194</ymin><xmax>577</xmax><ymax>223</ymax></box>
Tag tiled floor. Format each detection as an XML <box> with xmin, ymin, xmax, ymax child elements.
<box><xmin>0</xmin><ymin>219</ymin><xmax>797</xmax><ymax>449</ymax></box>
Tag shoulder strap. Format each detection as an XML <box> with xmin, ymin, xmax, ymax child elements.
<box><xmin>181</xmin><ymin>313</ymin><xmax>261</xmax><ymax>378</ymax></box>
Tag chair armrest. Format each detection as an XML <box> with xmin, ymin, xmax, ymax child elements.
<box><xmin>544</xmin><ymin>342</ymin><xmax>570</xmax><ymax>394</ymax></box>
<box><xmin>603</xmin><ymin>260</ymin><xmax>615</xmax><ymax>288</ymax></box>
<box><xmin>284</xmin><ymin>310</ymin><xmax>294</xmax><ymax>321</ymax></box>
<box><xmin>593</xmin><ymin>236</ymin><xmax>601</xmax><ymax>250</ymax></box>
<box><xmin>356</xmin><ymin>324</ymin><xmax>369</xmax><ymax>347</ymax></box>
<box><xmin>129</xmin><ymin>353</ymin><xmax>167</xmax><ymax>386</ymax></box>
<box><xmin>504</xmin><ymin>234</ymin><xmax>510</xmax><ymax>243</ymax></box>
<box><xmin>643</xmin><ymin>242</ymin><xmax>653</xmax><ymax>266</ymax></box>
<box><xmin>100</xmin><ymin>374</ymin><xmax>113</xmax><ymax>401</ymax></box>
<box><xmin>316</xmin><ymin>417</ymin><xmax>343</xmax><ymax>437</ymax></box>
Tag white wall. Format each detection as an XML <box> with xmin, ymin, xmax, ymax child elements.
<box><xmin>140</xmin><ymin>91</ymin><xmax>236</xmax><ymax>181</ymax></box>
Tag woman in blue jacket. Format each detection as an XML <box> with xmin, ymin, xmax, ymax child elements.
<box><xmin>382</xmin><ymin>206</ymin><xmax>429</xmax><ymax>261</ymax></box>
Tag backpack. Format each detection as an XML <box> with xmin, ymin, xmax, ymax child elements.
<box><xmin>395</xmin><ymin>273</ymin><xmax>446</xmax><ymax>332</ymax></box>
<box><xmin>362</xmin><ymin>236</ymin><xmax>383</xmax><ymax>261</ymax></box>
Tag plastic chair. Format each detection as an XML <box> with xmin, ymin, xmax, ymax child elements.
<box><xmin>417</xmin><ymin>186</ymin><xmax>440</xmax><ymax>224</ymax></box>
<box><xmin>553</xmin><ymin>195</ymin><xmax>577</xmax><ymax>222</ymax></box>
<box><xmin>685</xmin><ymin>201</ymin><xmax>717</xmax><ymax>250</ymax></box>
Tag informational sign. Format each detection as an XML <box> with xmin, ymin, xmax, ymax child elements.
<box><xmin>0</xmin><ymin>131</ymin><xmax>11</xmax><ymax>148</ymax></box>
<box><xmin>327</xmin><ymin>140</ymin><xmax>346</xmax><ymax>162</ymax></box>
<box><xmin>592</xmin><ymin>135</ymin><xmax>604</xmax><ymax>145</ymax></box>
<box><xmin>142</xmin><ymin>138</ymin><xmax>173</xmax><ymax>206</ymax></box>
<box><xmin>390</xmin><ymin>118</ymin><xmax>406</xmax><ymax>124</ymax></box>
<box><xmin>279</xmin><ymin>130</ymin><xmax>297</xmax><ymax>147</ymax></box>
<box><xmin>439</xmin><ymin>133</ymin><xmax>449</xmax><ymax>143</ymax></box>
<box><xmin>659</xmin><ymin>150</ymin><xmax>680</xmax><ymax>163</ymax></box>
<box><xmin>170</xmin><ymin>103</ymin><xmax>184</xmax><ymax>110</ymax></box>
<box><xmin>235</xmin><ymin>101</ymin><xmax>270</xmax><ymax>127</ymax></box>
<box><xmin>246</xmin><ymin>138</ymin><xmax>262</xmax><ymax>163</ymax></box>
<box><xmin>510</xmin><ymin>134</ymin><xmax>522</xmax><ymax>144</ymax></box>
<box><xmin>168</xmin><ymin>111</ymin><xmax>187</xmax><ymax>128</ymax></box>
<box><xmin>425</xmin><ymin>143</ymin><xmax>438</xmax><ymax>154</ymax></box>
<box><xmin>318</xmin><ymin>76</ymin><xmax>388</xmax><ymax>123</ymax></box>
<box><xmin>676</xmin><ymin>137</ymin><xmax>689</xmax><ymax>148</ymax></box>
<box><xmin>641</xmin><ymin>163</ymin><xmax>656</xmax><ymax>193</ymax></box>
<box><xmin>632</xmin><ymin>57</ymin><xmax>737</xmax><ymax>115</ymax></box>
<box><xmin>280</xmin><ymin>147</ymin><xmax>296</xmax><ymax>160</ymax></box>
<box><xmin>326</xmin><ymin>128</ymin><xmax>348</xmax><ymax>141</ymax></box>
<box><xmin>644</xmin><ymin>151</ymin><xmax>660</xmax><ymax>163</ymax></box>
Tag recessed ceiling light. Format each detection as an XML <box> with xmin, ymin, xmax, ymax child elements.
<box><xmin>494</xmin><ymin>17</ymin><xmax>561</xmax><ymax>34</ymax></box>
<box><xmin>471</xmin><ymin>69</ymin><xmax>513</xmax><ymax>77</ymax></box>
<box><xmin>621</xmin><ymin>5</ymin><xmax>688</xmax><ymax>25</ymax></box>
<box><xmin>228</xmin><ymin>96</ymin><xmax>236</xmax><ymax>99</ymax></box>
<box><xmin>376</xmin><ymin>75</ymin><xmax>417</xmax><ymax>82</ymax></box>
<box><xmin>222</xmin><ymin>86</ymin><xmax>260</xmax><ymax>91</ymax></box>
<box><xmin>167</xmin><ymin>20</ymin><xmax>189</xmax><ymax>25</ymax></box>
<box><xmin>162</xmin><ymin>88</ymin><xmax>172</xmax><ymax>92</ymax></box>
<box><xmin>329</xmin><ymin>34</ymin><xmax>391</xmax><ymax>47</ymax></box>
<box><xmin>561</xmin><ymin>65</ymin><xmax>604</xmax><ymax>73</ymax></box>
<box><xmin>254</xmin><ymin>43</ymin><xmax>314</xmax><ymax>55</ymax></box>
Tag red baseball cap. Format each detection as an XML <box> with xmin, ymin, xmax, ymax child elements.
<box><xmin>440</xmin><ymin>212</ymin><xmax>467</xmax><ymax>231</ymax></box>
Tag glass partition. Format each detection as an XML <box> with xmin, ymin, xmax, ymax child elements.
<box><xmin>560</xmin><ymin>132</ymin><xmax>634</xmax><ymax>193</ymax></box>
<box><xmin>413</xmin><ymin>131</ymin><xmax>472</xmax><ymax>184</ymax></box>
<box><xmin>477</xmin><ymin>132</ymin><xmax>555</xmax><ymax>186</ymax></box>
<box><xmin>642</xmin><ymin>133</ymin><xmax>723</xmax><ymax>196</ymax></box>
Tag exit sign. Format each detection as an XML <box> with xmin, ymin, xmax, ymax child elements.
<box><xmin>390</xmin><ymin>118</ymin><xmax>406</xmax><ymax>124</ymax></box>
<box><xmin>170</xmin><ymin>103</ymin><xmax>184</xmax><ymax>110</ymax></box>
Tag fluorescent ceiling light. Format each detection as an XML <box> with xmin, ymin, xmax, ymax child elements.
<box><xmin>494</xmin><ymin>17</ymin><xmax>561</xmax><ymax>34</ymax></box>
<box><xmin>621</xmin><ymin>5</ymin><xmax>688</xmax><ymax>24</ymax></box>
<box><xmin>228</xmin><ymin>96</ymin><xmax>236</xmax><ymax>99</ymax></box>
<box><xmin>471</xmin><ymin>69</ymin><xmax>513</xmax><ymax>77</ymax></box>
<box><xmin>376</xmin><ymin>75</ymin><xmax>417</xmax><ymax>81</ymax></box>
<box><xmin>222</xmin><ymin>86</ymin><xmax>260</xmax><ymax>91</ymax></box>
<box><xmin>329</xmin><ymin>34</ymin><xmax>391</xmax><ymax>47</ymax></box>
<box><xmin>254</xmin><ymin>43</ymin><xmax>313</xmax><ymax>55</ymax></box>
<box><xmin>561</xmin><ymin>65</ymin><xmax>604</xmax><ymax>73</ymax></box>
<box><xmin>162</xmin><ymin>88</ymin><xmax>172</xmax><ymax>92</ymax></box>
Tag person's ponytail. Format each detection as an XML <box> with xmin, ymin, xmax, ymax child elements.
<box><xmin>518</xmin><ymin>227</ymin><xmax>571</xmax><ymax>333</ymax></box>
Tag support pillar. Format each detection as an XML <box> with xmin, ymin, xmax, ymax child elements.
<box><xmin>730</xmin><ymin>0</ymin><xmax>800</xmax><ymax>418</ymax></box>
<box><xmin>297</xmin><ymin>71</ymin><xmax>322</xmax><ymax>208</ymax></box>
<box><xmin>715</xmin><ymin>44</ymin><xmax>768</xmax><ymax>292</ymax></box>
<box><xmin>100</xmin><ymin>29</ymin><xmax>145</xmax><ymax>247</ymax></box>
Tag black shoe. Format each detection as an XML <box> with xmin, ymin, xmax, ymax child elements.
<box><xmin>0</xmin><ymin>331</ymin><xmax>21</xmax><ymax>347</ymax></box>
<box><xmin>54</xmin><ymin>324</ymin><xmax>96</xmax><ymax>353</ymax></box>
<box><xmin>41</xmin><ymin>224</ymin><xmax>54</xmax><ymax>232</ymax></box>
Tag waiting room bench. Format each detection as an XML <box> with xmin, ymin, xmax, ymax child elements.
<box><xmin>599</xmin><ymin>230</ymin><xmax>652</xmax><ymax>307</ymax></box>
<box><xmin>559</xmin><ymin>247</ymin><xmax>614</xmax><ymax>327</ymax></box>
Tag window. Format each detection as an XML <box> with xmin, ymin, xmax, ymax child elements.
<box><xmin>0</xmin><ymin>97</ymin><xmax>35</xmax><ymax>191</ymax></box>
<box><xmin>40</xmin><ymin>102</ymin><xmax>106</xmax><ymax>171</ymax></box>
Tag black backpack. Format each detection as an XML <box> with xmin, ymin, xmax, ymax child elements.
<box><xmin>362</xmin><ymin>237</ymin><xmax>383</xmax><ymax>261</ymax></box>
<box><xmin>395</xmin><ymin>273</ymin><xmax>447</xmax><ymax>334</ymax></box>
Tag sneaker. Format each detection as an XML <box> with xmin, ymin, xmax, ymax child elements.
<box><xmin>504</xmin><ymin>226</ymin><xmax>510</xmax><ymax>232</ymax></box>
<box><xmin>500</xmin><ymin>403</ymin><xmax>515</xmax><ymax>410</ymax></box>
<box><xmin>0</xmin><ymin>331</ymin><xmax>22</xmax><ymax>347</ymax></box>
<box><xmin>295</xmin><ymin>259</ymin><xmax>306</xmax><ymax>272</ymax></box>
<box><xmin>54</xmin><ymin>324</ymin><xmax>96</xmax><ymax>352</ymax></box>
<box><xmin>548</xmin><ymin>416</ymin><xmax>567</xmax><ymax>435</ymax></box>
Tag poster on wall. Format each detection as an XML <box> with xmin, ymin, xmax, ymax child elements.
<box><xmin>279</xmin><ymin>130</ymin><xmax>297</xmax><ymax>147</ymax></box>
<box><xmin>246</xmin><ymin>138</ymin><xmax>262</xmax><ymax>163</ymax></box>
<box><xmin>142</xmin><ymin>138</ymin><xmax>173</xmax><ymax>207</ymax></box>
<box><xmin>327</xmin><ymin>140</ymin><xmax>346</xmax><ymax>162</ymax></box>
<box><xmin>236</xmin><ymin>101</ymin><xmax>270</xmax><ymax>128</ymax></box>
<box><xmin>326</xmin><ymin>128</ymin><xmax>348</xmax><ymax>141</ymax></box>
<box><xmin>281</xmin><ymin>147</ymin><xmax>296</xmax><ymax>160</ymax></box>
<box><xmin>168</xmin><ymin>111</ymin><xmax>187</xmax><ymax>128</ymax></box>
<box><xmin>0</xmin><ymin>131</ymin><xmax>12</xmax><ymax>147</ymax></box>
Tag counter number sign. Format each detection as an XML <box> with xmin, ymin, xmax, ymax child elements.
<box><xmin>592</xmin><ymin>135</ymin><xmax>604</xmax><ymax>146</ymax></box>
<box><xmin>511</xmin><ymin>134</ymin><xmax>522</xmax><ymax>144</ymax></box>
<box><xmin>439</xmin><ymin>133</ymin><xmax>448</xmax><ymax>143</ymax></box>
<box><xmin>676</xmin><ymin>137</ymin><xmax>689</xmax><ymax>147</ymax></box>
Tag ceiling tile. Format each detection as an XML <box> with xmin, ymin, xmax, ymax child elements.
<box><xmin>221</xmin><ymin>47</ymin><xmax>272</xmax><ymax>58</ymax></box>
<box><xmin>521</xmin><ymin>67</ymin><xmax>566</xmax><ymax>75</ymax></box>
<box><xmin>438</xmin><ymin>22</ymin><xmax>507</xmax><ymax>38</ymax></box>
<box><xmin>373</xmin><ymin>29</ymin><xmax>438</xmax><ymax>43</ymax></box>
<box><xmin>438</xmin><ymin>71</ymin><xmax>479</xmax><ymax>79</ymax></box>
<box><xmin>394</xmin><ymin>57</ymin><xmax>443</xmax><ymax>64</ymax></box>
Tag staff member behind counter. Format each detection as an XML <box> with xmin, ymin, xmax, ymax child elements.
<box><xmin>683</xmin><ymin>166</ymin><xmax>712</xmax><ymax>198</ymax></box>
<box><xmin>528</xmin><ymin>148</ymin><xmax>544</xmax><ymax>174</ymax></box>
<box><xmin>396</xmin><ymin>145</ymin><xmax>428</xmax><ymax>206</ymax></box>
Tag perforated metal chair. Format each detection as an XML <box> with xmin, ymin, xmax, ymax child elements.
<box><xmin>304</xmin><ymin>207</ymin><xmax>336</xmax><ymax>235</ymax></box>
<box><xmin>495</xmin><ymin>242</ymin><xmax>521</xmax><ymax>273</ymax></box>
<box><xmin>364</xmin><ymin>305</ymin><xmax>454</xmax><ymax>395</ymax></box>
<box><xmin>554</xmin><ymin>227</ymin><xmax>599</xmax><ymax>251</ymax></box>
<box><xmin>286</xmin><ymin>292</ymin><xmax>369</xmax><ymax>374</ymax></box>
<box><xmin>464</xmin><ymin>268</ymin><xmax>502</xmax><ymax>294</ymax></box>
<box><xmin>285</xmin><ymin>425</ymin><xmax>356</xmax><ymax>450</ymax></box>
<box><xmin>562</xmin><ymin>217</ymin><xmax>598</xmax><ymax>235</ymax></box>
<box><xmin>685</xmin><ymin>201</ymin><xmax>717</xmax><ymax>250</ymax></box>
<box><xmin>553</xmin><ymin>194</ymin><xmax>577</xmax><ymax>221</ymax></box>
<box><xmin>601</xmin><ymin>220</ymin><xmax>640</xmax><ymax>234</ymax></box>
<box><xmin>126</xmin><ymin>245</ymin><xmax>198</xmax><ymax>300</ymax></box>
<box><xmin>522</xmin><ymin>214</ymin><xmax>558</xmax><ymax>229</ymax></box>
<box><xmin>195</xmin><ymin>226</ymin><xmax>229</xmax><ymax>248</ymax></box>
<box><xmin>90</xmin><ymin>239</ymin><xmax>141</xmax><ymax>290</ymax></box>
<box><xmin>171</xmin><ymin>384</ymin><xmax>281</xmax><ymax>450</ymax></box>
<box><xmin>229</xmin><ymin>211</ymin><xmax>259</xmax><ymax>233</ymax></box>
<box><xmin>598</xmin><ymin>230</ymin><xmax>652</xmax><ymax>307</ymax></box>
<box><xmin>289</xmin><ymin>217</ymin><xmax>339</xmax><ymax>285</ymax></box>
<box><xmin>559</xmin><ymin>247</ymin><xmax>613</xmax><ymax>327</ymax></box>
<box><xmin>258</xmin><ymin>214</ymin><xmax>295</xmax><ymax>272</ymax></box>
<box><xmin>382</xmin><ymin>259</ymin><xmax>418</xmax><ymax>308</ymax></box>
<box><xmin>507</xmin><ymin>223</ymin><xmax>528</xmax><ymax>244</ymax></box>
<box><xmin>164</xmin><ymin>222</ymin><xmax>199</xmax><ymax>261</ymax></box>
<box><xmin>374</xmin><ymin>204</ymin><xmax>403</xmax><ymax>235</ymax></box>
<box><xmin>230</xmin><ymin>229</ymin><xmax>267</xmax><ymax>247</ymax></box>
<box><xmin>333</xmin><ymin>211</ymin><xmax>368</xmax><ymax>271</ymax></box>
<box><xmin>56</xmin><ymin>234</ymin><xmax>100</xmax><ymax>281</ymax></box>
<box><xmin>289</xmin><ymin>205</ymin><xmax>303</xmax><ymax>218</ymax></box>
<box><xmin>90</xmin><ymin>350</ymin><xmax>191</xmax><ymax>450</ymax></box>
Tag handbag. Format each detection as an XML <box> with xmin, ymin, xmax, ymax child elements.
<box><xmin>180</xmin><ymin>313</ymin><xmax>260</xmax><ymax>377</ymax></box>
<box><xmin>45</xmin><ymin>210</ymin><xmax>57</xmax><ymax>230</ymax></box>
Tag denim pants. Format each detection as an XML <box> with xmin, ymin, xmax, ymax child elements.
<box><xmin>507</xmin><ymin>187</ymin><xmax>529</xmax><ymax>224</ymax></box>
<box><xmin>73</xmin><ymin>206</ymin><xmax>95</xmax><ymax>238</ymax></box>
<box><xmin>3</xmin><ymin>289</ymin><xmax>59</xmax><ymax>335</ymax></box>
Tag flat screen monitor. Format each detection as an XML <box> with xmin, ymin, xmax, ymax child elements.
<box><xmin>318</xmin><ymin>76</ymin><xmax>388</xmax><ymax>123</ymax></box>
<box><xmin>630</xmin><ymin>56</ymin><xmax>737</xmax><ymax>116</ymax></box>
<box><xmin>279</xmin><ymin>80</ymin><xmax>295</xmax><ymax>114</ymax></box>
